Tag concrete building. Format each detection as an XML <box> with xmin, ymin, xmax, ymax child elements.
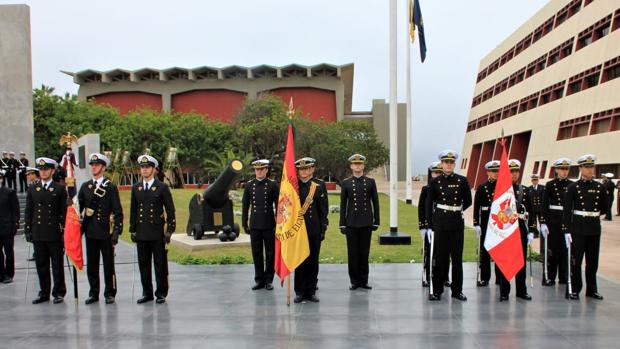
<box><xmin>0</xmin><ymin>5</ymin><xmax>34</xmax><ymax>159</ymax></box>
<box><xmin>64</xmin><ymin>64</ymin><xmax>354</xmax><ymax>123</ymax></box>
<box><xmin>461</xmin><ymin>0</ymin><xmax>620</xmax><ymax>187</ymax></box>
<box><xmin>65</xmin><ymin>63</ymin><xmax>409</xmax><ymax>181</ymax></box>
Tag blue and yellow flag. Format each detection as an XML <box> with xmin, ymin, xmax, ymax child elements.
<box><xmin>409</xmin><ymin>0</ymin><xmax>427</xmax><ymax>62</ymax></box>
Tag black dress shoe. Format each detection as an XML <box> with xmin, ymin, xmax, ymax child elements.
<box><xmin>156</xmin><ymin>297</ymin><xmax>166</xmax><ymax>304</ymax></box>
<box><xmin>85</xmin><ymin>297</ymin><xmax>99</xmax><ymax>305</ymax></box>
<box><xmin>265</xmin><ymin>283</ymin><xmax>274</xmax><ymax>291</ymax></box>
<box><xmin>307</xmin><ymin>295</ymin><xmax>319</xmax><ymax>303</ymax></box>
<box><xmin>568</xmin><ymin>293</ymin><xmax>580</xmax><ymax>300</ymax></box>
<box><xmin>444</xmin><ymin>281</ymin><xmax>452</xmax><ymax>287</ymax></box>
<box><xmin>359</xmin><ymin>284</ymin><xmax>372</xmax><ymax>290</ymax></box>
<box><xmin>2</xmin><ymin>276</ymin><xmax>13</xmax><ymax>284</ymax></box>
<box><xmin>516</xmin><ymin>293</ymin><xmax>532</xmax><ymax>301</ymax></box>
<box><xmin>542</xmin><ymin>280</ymin><xmax>555</xmax><ymax>286</ymax></box>
<box><xmin>586</xmin><ymin>293</ymin><xmax>604</xmax><ymax>300</ymax></box>
<box><xmin>293</xmin><ymin>295</ymin><xmax>304</xmax><ymax>303</ymax></box>
<box><xmin>451</xmin><ymin>293</ymin><xmax>467</xmax><ymax>301</ymax></box>
<box><xmin>500</xmin><ymin>295</ymin><xmax>509</xmax><ymax>302</ymax></box>
<box><xmin>105</xmin><ymin>296</ymin><xmax>115</xmax><ymax>304</ymax></box>
<box><xmin>251</xmin><ymin>283</ymin><xmax>265</xmax><ymax>291</ymax></box>
<box><xmin>137</xmin><ymin>296</ymin><xmax>154</xmax><ymax>304</ymax></box>
<box><xmin>477</xmin><ymin>280</ymin><xmax>488</xmax><ymax>287</ymax></box>
<box><xmin>429</xmin><ymin>294</ymin><xmax>441</xmax><ymax>301</ymax></box>
<box><xmin>349</xmin><ymin>285</ymin><xmax>359</xmax><ymax>290</ymax></box>
<box><xmin>422</xmin><ymin>281</ymin><xmax>429</xmax><ymax>288</ymax></box>
<box><xmin>27</xmin><ymin>257</ymin><xmax>36</xmax><ymax>262</ymax></box>
<box><xmin>52</xmin><ymin>297</ymin><xmax>64</xmax><ymax>304</ymax></box>
<box><xmin>32</xmin><ymin>296</ymin><xmax>50</xmax><ymax>304</ymax></box>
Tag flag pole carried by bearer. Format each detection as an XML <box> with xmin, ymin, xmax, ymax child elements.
<box><xmin>274</xmin><ymin>98</ymin><xmax>311</xmax><ymax>306</ymax></box>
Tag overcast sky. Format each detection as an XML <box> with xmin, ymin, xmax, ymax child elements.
<box><xmin>3</xmin><ymin>0</ymin><xmax>546</xmax><ymax>174</ymax></box>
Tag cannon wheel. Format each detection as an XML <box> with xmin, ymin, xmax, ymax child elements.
<box><xmin>193</xmin><ymin>224</ymin><xmax>204</xmax><ymax>240</ymax></box>
<box><xmin>233</xmin><ymin>223</ymin><xmax>240</xmax><ymax>238</ymax></box>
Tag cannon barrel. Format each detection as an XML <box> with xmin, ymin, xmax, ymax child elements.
<box><xmin>203</xmin><ymin>160</ymin><xmax>244</xmax><ymax>207</ymax></box>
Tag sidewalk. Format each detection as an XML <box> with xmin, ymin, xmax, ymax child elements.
<box><xmin>377</xmin><ymin>180</ymin><xmax>620</xmax><ymax>283</ymax></box>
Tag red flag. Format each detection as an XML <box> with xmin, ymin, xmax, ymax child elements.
<box><xmin>484</xmin><ymin>139</ymin><xmax>524</xmax><ymax>280</ymax></box>
<box><xmin>64</xmin><ymin>204</ymin><xmax>84</xmax><ymax>271</ymax></box>
<box><xmin>274</xmin><ymin>114</ymin><xmax>310</xmax><ymax>285</ymax></box>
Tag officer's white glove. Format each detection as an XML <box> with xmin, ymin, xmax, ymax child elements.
<box><xmin>527</xmin><ymin>233</ymin><xmax>534</xmax><ymax>245</ymax></box>
<box><xmin>426</xmin><ymin>229</ymin><xmax>434</xmax><ymax>244</ymax></box>
<box><xmin>540</xmin><ymin>224</ymin><xmax>549</xmax><ymax>238</ymax></box>
<box><xmin>419</xmin><ymin>229</ymin><xmax>427</xmax><ymax>240</ymax></box>
<box><xmin>564</xmin><ymin>233</ymin><xmax>572</xmax><ymax>248</ymax></box>
<box><xmin>474</xmin><ymin>226</ymin><xmax>482</xmax><ymax>238</ymax></box>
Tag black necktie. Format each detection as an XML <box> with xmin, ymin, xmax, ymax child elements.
<box><xmin>145</xmin><ymin>183</ymin><xmax>149</xmax><ymax>191</ymax></box>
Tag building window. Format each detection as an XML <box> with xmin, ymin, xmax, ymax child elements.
<box><xmin>540</xmin><ymin>161</ymin><xmax>548</xmax><ymax>179</ymax></box>
<box><xmin>533</xmin><ymin>161</ymin><xmax>540</xmax><ymax>174</ymax></box>
<box><xmin>602</xmin><ymin>56</ymin><xmax>620</xmax><ymax>83</ymax></box>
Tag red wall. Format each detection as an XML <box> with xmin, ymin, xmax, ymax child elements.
<box><xmin>466</xmin><ymin>143</ymin><xmax>482</xmax><ymax>186</ymax></box>
<box><xmin>267</xmin><ymin>87</ymin><xmax>337</xmax><ymax>122</ymax></box>
<box><xmin>171</xmin><ymin>89</ymin><xmax>247</xmax><ymax>123</ymax></box>
<box><xmin>475</xmin><ymin>140</ymin><xmax>496</xmax><ymax>188</ymax></box>
<box><xmin>89</xmin><ymin>92</ymin><xmax>162</xmax><ymax>114</ymax></box>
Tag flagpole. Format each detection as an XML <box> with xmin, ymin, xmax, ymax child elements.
<box><xmin>380</xmin><ymin>0</ymin><xmax>410</xmax><ymax>244</ymax></box>
<box><xmin>287</xmin><ymin>275</ymin><xmax>291</xmax><ymax>306</ymax></box>
<box><xmin>405</xmin><ymin>0</ymin><xmax>413</xmax><ymax>206</ymax></box>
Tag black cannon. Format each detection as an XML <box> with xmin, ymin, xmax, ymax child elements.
<box><xmin>186</xmin><ymin>160</ymin><xmax>243</xmax><ymax>241</ymax></box>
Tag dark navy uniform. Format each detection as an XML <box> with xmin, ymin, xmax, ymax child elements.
<box><xmin>426</xmin><ymin>150</ymin><xmax>472</xmax><ymax>299</ymax></box>
<box><xmin>473</xmin><ymin>176</ymin><xmax>496</xmax><ymax>285</ymax></box>
<box><xmin>339</xmin><ymin>155</ymin><xmax>380</xmax><ymax>288</ymax></box>
<box><xmin>527</xmin><ymin>178</ymin><xmax>544</xmax><ymax>235</ymax></box>
<box><xmin>24</xmin><ymin>157</ymin><xmax>68</xmax><ymax>303</ymax></box>
<box><xmin>130</xmin><ymin>155</ymin><xmax>176</xmax><ymax>303</ymax></box>
<box><xmin>294</xmin><ymin>158</ymin><xmax>328</xmax><ymax>301</ymax></box>
<box><xmin>17</xmin><ymin>154</ymin><xmax>29</xmax><ymax>193</ymax></box>
<box><xmin>541</xmin><ymin>171</ymin><xmax>572</xmax><ymax>285</ymax></box>
<box><xmin>563</xmin><ymin>155</ymin><xmax>607</xmax><ymax>299</ymax></box>
<box><xmin>78</xmin><ymin>155</ymin><xmax>123</xmax><ymax>302</ymax></box>
<box><xmin>0</xmin><ymin>175</ymin><xmax>19</xmax><ymax>282</ymax></box>
<box><xmin>418</xmin><ymin>161</ymin><xmax>443</xmax><ymax>287</ymax></box>
<box><xmin>242</xmin><ymin>160</ymin><xmax>279</xmax><ymax>288</ymax></box>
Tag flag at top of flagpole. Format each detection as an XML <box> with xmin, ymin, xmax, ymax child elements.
<box><xmin>409</xmin><ymin>0</ymin><xmax>427</xmax><ymax>62</ymax></box>
<box><xmin>484</xmin><ymin>139</ymin><xmax>524</xmax><ymax>280</ymax></box>
<box><xmin>274</xmin><ymin>98</ymin><xmax>310</xmax><ymax>285</ymax></box>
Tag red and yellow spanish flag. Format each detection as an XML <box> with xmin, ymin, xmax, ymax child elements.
<box><xmin>274</xmin><ymin>108</ymin><xmax>310</xmax><ymax>285</ymax></box>
<box><xmin>64</xmin><ymin>204</ymin><xmax>84</xmax><ymax>271</ymax></box>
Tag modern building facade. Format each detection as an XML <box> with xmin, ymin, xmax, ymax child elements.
<box><xmin>461</xmin><ymin>0</ymin><xmax>620</xmax><ymax>187</ymax></box>
<box><xmin>64</xmin><ymin>64</ymin><xmax>354</xmax><ymax>123</ymax></box>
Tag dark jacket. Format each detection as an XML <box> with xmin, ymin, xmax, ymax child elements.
<box><xmin>298</xmin><ymin>178</ymin><xmax>328</xmax><ymax>237</ymax></box>
<box><xmin>78</xmin><ymin>177</ymin><xmax>123</xmax><ymax>239</ymax></box>
<box><xmin>425</xmin><ymin>173</ymin><xmax>472</xmax><ymax>231</ymax></box>
<box><xmin>418</xmin><ymin>185</ymin><xmax>429</xmax><ymax>230</ymax></box>
<box><xmin>339</xmin><ymin>175</ymin><xmax>379</xmax><ymax>228</ymax></box>
<box><xmin>562</xmin><ymin>179</ymin><xmax>607</xmax><ymax>236</ymax></box>
<box><xmin>24</xmin><ymin>181</ymin><xmax>67</xmax><ymax>241</ymax></box>
<box><xmin>513</xmin><ymin>183</ymin><xmax>538</xmax><ymax>234</ymax></box>
<box><xmin>0</xmin><ymin>186</ymin><xmax>19</xmax><ymax>236</ymax></box>
<box><xmin>527</xmin><ymin>184</ymin><xmax>545</xmax><ymax>214</ymax></box>
<box><xmin>473</xmin><ymin>180</ymin><xmax>496</xmax><ymax>229</ymax></box>
<box><xmin>129</xmin><ymin>179</ymin><xmax>176</xmax><ymax>241</ymax></box>
<box><xmin>241</xmin><ymin>178</ymin><xmax>279</xmax><ymax>231</ymax></box>
<box><xmin>541</xmin><ymin>177</ymin><xmax>572</xmax><ymax>226</ymax></box>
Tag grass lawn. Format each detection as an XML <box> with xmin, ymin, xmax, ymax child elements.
<box><xmin>119</xmin><ymin>189</ymin><xmax>478</xmax><ymax>264</ymax></box>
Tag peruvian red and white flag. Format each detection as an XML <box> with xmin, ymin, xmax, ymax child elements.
<box><xmin>484</xmin><ymin>139</ymin><xmax>524</xmax><ymax>280</ymax></box>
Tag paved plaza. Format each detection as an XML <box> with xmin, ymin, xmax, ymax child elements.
<box><xmin>1</xmin><ymin>237</ymin><xmax>620</xmax><ymax>348</ymax></box>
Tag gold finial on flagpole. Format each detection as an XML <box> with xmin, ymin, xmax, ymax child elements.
<box><xmin>287</xmin><ymin>97</ymin><xmax>294</xmax><ymax>120</ymax></box>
